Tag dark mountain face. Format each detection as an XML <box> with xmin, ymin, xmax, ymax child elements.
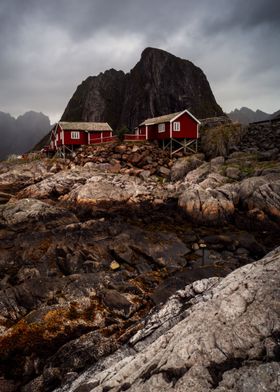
<box><xmin>227</xmin><ymin>107</ymin><xmax>270</xmax><ymax>124</ymax></box>
<box><xmin>0</xmin><ymin>111</ymin><xmax>50</xmax><ymax>160</ymax></box>
<box><xmin>61</xmin><ymin>47</ymin><xmax>224</xmax><ymax>130</ymax></box>
<box><xmin>270</xmin><ymin>109</ymin><xmax>280</xmax><ymax>121</ymax></box>
<box><xmin>62</xmin><ymin>70</ymin><xmax>126</xmax><ymax>130</ymax></box>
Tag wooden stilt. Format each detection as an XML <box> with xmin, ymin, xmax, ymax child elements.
<box><xmin>168</xmin><ymin>138</ymin><xmax>197</xmax><ymax>157</ymax></box>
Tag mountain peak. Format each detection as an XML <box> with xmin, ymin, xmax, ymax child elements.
<box><xmin>141</xmin><ymin>47</ymin><xmax>173</xmax><ymax>58</ymax></box>
<box><xmin>61</xmin><ymin>47</ymin><xmax>224</xmax><ymax>129</ymax></box>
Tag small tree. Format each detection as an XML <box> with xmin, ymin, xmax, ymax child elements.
<box><xmin>116</xmin><ymin>125</ymin><xmax>130</xmax><ymax>141</ymax></box>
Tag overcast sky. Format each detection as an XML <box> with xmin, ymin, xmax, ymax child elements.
<box><xmin>0</xmin><ymin>0</ymin><xmax>279</xmax><ymax>123</ymax></box>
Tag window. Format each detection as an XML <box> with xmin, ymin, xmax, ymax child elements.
<box><xmin>173</xmin><ymin>122</ymin><xmax>180</xmax><ymax>131</ymax></box>
<box><xmin>71</xmin><ymin>131</ymin><xmax>80</xmax><ymax>139</ymax></box>
<box><xmin>158</xmin><ymin>123</ymin><xmax>165</xmax><ymax>133</ymax></box>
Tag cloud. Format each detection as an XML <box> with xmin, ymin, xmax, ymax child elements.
<box><xmin>0</xmin><ymin>0</ymin><xmax>279</xmax><ymax>122</ymax></box>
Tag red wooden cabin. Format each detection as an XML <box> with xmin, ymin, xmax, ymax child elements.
<box><xmin>124</xmin><ymin>109</ymin><xmax>200</xmax><ymax>155</ymax></box>
<box><xmin>49</xmin><ymin>122</ymin><xmax>114</xmax><ymax>152</ymax></box>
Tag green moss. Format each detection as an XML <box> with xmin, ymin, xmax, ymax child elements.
<box><xmin>200</xmin><ymin>123</ymin><xmax>245</xmax><ymax>158</ymax></box>
<box><xmin>239</xmin><ymin>166</ymin><xmax>254</xmax><ymax>176</ymax></box>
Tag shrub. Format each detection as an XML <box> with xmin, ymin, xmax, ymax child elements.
<box><xmin>200</xmin><ymin>123</ymin><xmax>246</xmax><ymax>158</ymax></box>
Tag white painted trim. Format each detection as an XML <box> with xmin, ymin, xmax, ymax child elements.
<box><xmin>88</xmin><ymin>132</ymin><xmax>90</xmax><ymax>145</ymax></box>
<box><xmin>54</xmin><ymin>123</ymin><xmax>58</xmax><ymax>148</ymax></box>
<box><xmin>197</xmin><ymin>123</ymin><xmax>199</xmax><ymax>138</ymax></box>
<box><xmin>170</xmin><ymin>109</ymin><xmax>201</xmax><ymax>124</ymax></box>
<box><xmin>145</xmin><ymin>125</ymin><xmax>148</xmax><ymax>140</ymax></box>
<box><xmin>62</xmin><ymin>129</ymin><xmax>65</xmax><ymax>145</ymax></box>
<box><xmin>101</xmin><ymin>132</ymin><xmax>103</xmax><ymax>142</ymax></box>
<box><xmin>71</xmin><ymin>131</ymin><xmax>80</xmax><ymax>139</ymax></box>
<box><xmin>173</xmin><ymin>121</ymin><xmax>180</xmax><ymax>131</ymax></box>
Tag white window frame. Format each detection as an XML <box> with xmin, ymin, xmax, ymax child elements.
<box><xmin>173</xmin><ymin>121</ymin><xmax>180</xmax><ymax>131</ymax></box>
<box><xmin>71</xmin><ymin>131</ymin><xmax>80</xmax><ymax>139</ymax></box>
<box><xmin>158</xmin><ymin>123</ymin><xmax>165</xmax><ymax>133</ymax></box>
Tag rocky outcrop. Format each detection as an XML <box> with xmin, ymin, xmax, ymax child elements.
<box><xmin>2</xmin><ymin>196</ymin><xmax>250</xmax><ymax>392</ymax></box>
<box><xmin>16</xmin><ymin>168</ymin><xmax>94</xmax><ymax>200</ymax></box>
<box><xmin>61</xmin><ymin>173</ymin><xmax>168</xmax><ymax>206</ymax></box>
<box><xmin>70</xmin><ymin>142</ymin><xmax>173</xmax><ymax>177</ymax></box>
<box><xmin>0</xmin><ymin>159</ymin><xmax>67</xmax><ymax>194</ymax></box>
<box><xmin>56</xmin><ymin>246</ymin><xmax>280</xmax><ymax>392</ymax></box>
<box><xmin>170</xmin><ymin>154</ymin><xmax>205</xmax><ymax>181</ymax></box>
<box><xmin>1</xmin><ymin>142</ymin><xmax>280</xmax><ymax>391</ymax></box>
<box><xmin>178</xmin><ymin>157</ymin><xmax>280</xmax><ymax>228</ymax></box>
<box><xmin>61</xmin><ymin>47</ymin><xmax>224</xmax><ymax>130</ymax></box>
<box><xmin>0</xmin><ymin>198</ymin><xmax>78</xmax><ymax>230</ymax></box>
<box><xmin>238</xmin><ymin>119</ymin><xmax>280</xmax><ymax>157</ymax></box>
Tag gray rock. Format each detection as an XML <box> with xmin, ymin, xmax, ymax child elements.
<box><xmin>139</xmin><ymin>170</ymin><xmax>151</xmax><ymax>181</ymax></box>
<box><xmin>0</xmin><ymin>198</ymin><xmax>78</xmax><ymax>229</ymax></box>
<box><xmin>61</xmin><ymin>174</ymin><xmax>151</xmax><ymax>205</ymax></box>
<box><xmin>17</xmin><ymin>168</ymin><xmax>93</xmax><ymax>200</ymax></box>
<box><xmin>239</xmin><ymin>175</ymin><xmax>280</xmax><ymax>221</ymax></box>
<box><xmin>210</xmin><ymin>156</ymin><xmax>225</xmax><ymax>166</ymax></box>
<box><xmin>0</xmin><ymin>160</ymin><xmax>54</xmax><ymax>193</ymax></box>
<box><xmin>178</xmin><ymin>183</ymin><xmax>238</xmax><ymax>225</ymax></box>
<box><xmin>225</xmin><ymin>166</ymin><xmax>240</xmax><ymax>180</ymax></box>
<box><xmin>170</xmin><ymin>155</ymin><xmax>204</xmax><ymax>181</ymax></box>
<box><xmin>158</xmin><ymin>166</ymin><xmax>170</xmax><ymax>178</ymax></box>
<box><xmin>178</xmin><ymin>163</ymin><xmax>280</xmax><ymax>227</ymax></box>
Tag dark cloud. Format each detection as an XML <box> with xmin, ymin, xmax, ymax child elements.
<box><xmin>0</xmin><ymin>0</ymin><xmax>279</xmax><ymax>122</ymax></box>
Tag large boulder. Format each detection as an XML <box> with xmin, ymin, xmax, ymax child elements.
<box><xmin>0</xmin><ymin>198</ymin><xmax>78</xmax><ymax>230</ymax></box>
<box><xmin>178</xmin><ymin>183</ymin><xmax>238</xmax><ymax>225</ymax></box>
<box><xmin>16</xmin><ymin>168</ymin><xmax>94</xmax><ymax>200</ymax></box>
<box><xmin>170</xmin><ymin>154</ymin><xmax>205</xmax><ymax>181</ymax></box>
<box><xmin>61</xmin><ymin>173</ymin><xmax>169</xmax><ymax>206</ymax></box>
<box><xmin>178</xmin><ymin>162</ymin><xmax>280</xmax><ymax>227</ymax></box>
<box><xmin>0</xmin><ymin>160</ymin><xmax>53</xmax><ymax>193</ymax></box>
<box><xmin>239</xmin><ymin>175</ymin><xmax>280</xmax><ymax>221</ymax></box>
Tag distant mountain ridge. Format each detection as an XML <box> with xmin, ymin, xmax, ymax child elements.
<box><xmin>0</xmin><ymin>111</ymin><xmax>50</xmax><ymax>160</ymax></box>
<box><xmin>228</xmin><ymin>107</ymin><xmax>280</xmax><ymax>124</ymax></box>
<box><xmin>227</xmin><ymin>107</ymin><xmax>270</xmax><ymax>124</ymax></box>
<box><xmin>61</xmin><ymin>47</ymin><xmax>224</xmax><ymax>130</ymax></box>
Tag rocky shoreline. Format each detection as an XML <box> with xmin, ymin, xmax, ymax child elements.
<box><xmin>0</xmin><ymin>130</ymin><xmax>280</xmax><ymax>391</ymax></box>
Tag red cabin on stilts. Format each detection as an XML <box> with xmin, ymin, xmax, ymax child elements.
<box><xmin>47</xmin><ymin>121</ymin><xmax>115</xmax><ymax>155</ymax></box>
<box><xmin>124</xmin><ymin>109</ymin><xmax>200</xmax><ymax>155</ymax></box>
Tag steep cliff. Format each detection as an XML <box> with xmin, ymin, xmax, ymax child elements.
<box><xmin>61</xmin><ymin>47</ymin><xmax>224</xmax><ymax>130</ymax></box>
<box><xmin>61</xmin><ymin>69</ymin><xmax>126</xmax><ymax>130</ymax></box>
